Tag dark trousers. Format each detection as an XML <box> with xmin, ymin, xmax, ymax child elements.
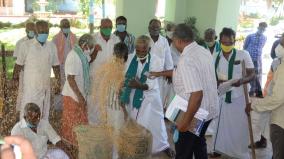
<box><xmin>270</xmin><ymin>124</ymin><xmax>284</xmax><ymax>159</ymax></box>
<box><xmin>249</xmin><ymin>60</ymin><xmax>263</xmax><ymax>96</ymax></box>
<box><xmin>175</xmin><ymin>120</ymin><xmax>211</xmax><ymax>159</ymax></box>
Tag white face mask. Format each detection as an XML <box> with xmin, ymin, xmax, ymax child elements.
<box><xmin>166</xmin><ymin>31</ymin><xmax>173</xmax><ymax>39</ymax></box>
<box><xmin>137</xmin><ymin>54</ymin><xmax>149</xmax><ymax>61</ymax></box>
<box><xmin>84</xmin><ymin>47</ymin><xmax>94</xmax><ymax>55</ymax></box>
<box><xmin>275</xmin><ymin>44</ymin><xmax>284</xmax><ymax>58</ymax></box>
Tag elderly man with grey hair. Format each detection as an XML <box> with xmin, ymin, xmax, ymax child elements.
<box><xmin>120</xmin><ymin>35</ymin><xmax>175</xmax><ymax>157</ymax></box>
<box><xmin>61</xmin><ymin>34</ymin><xmax>101</xmax><ymax>148</ymax></box>
<box><xmin>11</xmin><ymin>103</ymin><xmax>69</xmax><ymax>159</ymax></box>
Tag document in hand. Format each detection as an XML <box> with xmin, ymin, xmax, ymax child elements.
<box><xmin>217</xmin><ymin>79</ymin><xmax>239</xmax><ymax>96</ymax></box>
<box><xmin>165</xmin><ymin>95</ymin><xmax>209</xmax><ymax>136</ymax></box>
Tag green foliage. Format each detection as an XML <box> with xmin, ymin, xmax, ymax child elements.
<box><xmin>239</xmin><ymin>20</ymin><xmax>254</xmax><ymax>28</ymax></box>
<box><xmin>0</xmin><ymin>22</ymin><xmax>12</xmax><ymax>29</ymax></box>
<box><xmin>184</xmin><ymin>17</ymin><xmax>203</xmax><ymax>45</ymax></box>
<box><xmin>70</xmin><ymin>19</ymin><xmax>88</xmax><ymax>29</ymax></box>
<box><xmin>247</xmin><ymin>13</ymin><xmax>261</xmax><ymax>19</ymax></box>
<box><xmin>270</xmin><ymin>16</ymin><xmax>284</xmax><ymax>26</ymax></box>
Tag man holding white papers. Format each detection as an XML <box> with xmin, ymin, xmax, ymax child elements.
<box><xmin>213</xmin><ymin>28</ymin><xmax>255</xmax><ymax>159</ymax></box>
<box><xmin>151</xmin><ymin>24</ymin><xmax>218</xmax><ymax>159</ymax></box>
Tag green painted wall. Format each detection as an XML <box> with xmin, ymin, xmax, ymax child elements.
<box><xmin>116</xmin><ymin>0</ymin><xmax>241</xmax><ymax>38</ymax></box>
<box><xmin>215</xmin><ymin>0</ymin><xmax>241</xmax><ymax>34</ymax></box>
<box><xmin>186</xmin><ymin>0</ymin><xmax>219</xmax><ymax>35</ymax></box>
<box><xmin>164</xmin><ymin>0</ymin><xmax>176</xmax><ymax>22</ymax></box>
<box><xmin>116</xmin><ymin>0</ymin><xmax>157</xmax><ymax>36</ymax></box>
<box><xmin>164</xmin><ymin>0</ymin><xmax>241</xmax><ymax>38</ymax></box>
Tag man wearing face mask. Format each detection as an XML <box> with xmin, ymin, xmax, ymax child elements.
<box><xmin>114</xmin><ymin>16</ymin><xmax>135</xmax><ymax>54</ymax></box>
<box><xmin>89</xmin><ymin>18</ymin><xmax>119</xmax><ymax>124</ymax></box>
<box><xmin>53</xmin><ymin>19</ymin><xmax>77</xmax><ymax>85</ymax></box>
<box><xmin>61</xmin><ymin>34</ymin><xmax>100</xmax><ymax>150</ymax></box>
<box><xmin>243</xmin><ymin>22</ymin><xmax>268</xmax><ymax>98</ymax></box>
<box><xmin>13</xmin><ymin>20</ymin><xmax>61</xmax><ymax>120</ymax></box>
<box><xmin>52</xmin><ymin>19</ymin><xmax>77</xmax><ymax>112</ymax></box>
<box><xmin>11</xmin><ymin>103</ymin><xmax>69</xmax><ymax>159</ymax></box>
<box><xmin>147</xmin><ymin>19</ymin><xmax>174</xmax><ymax>109</ymax></box>
<box><xmin>249</xmin><ymin>34</ymin><xmax>284</xmax><ymax>152</ymax></box>
<box><xmin>120</xmin><ymin>35</ymin><xmax>175</xmax><ymax>157</ymax></box>
<box><xmin>203</xmin><ymin>28</ymin><xmax>220</xmax><ymax>57</ymax></box>
<box><xmin>214</xmin><ymin>28</ymin><xmax>255</xmax><ymax>159</ymax></box>
<box><xmin>13</xmin><ymin>22</ymin><xmax>35</xmax><ymax>116</ymax></box>
<box><xmin>247</xmin><ymin>39</ymin><xmax>284</xmax><ymax>159</ymax></box>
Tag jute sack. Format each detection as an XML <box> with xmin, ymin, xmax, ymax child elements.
<box><xmin>74</xmin><ymin>125</ymin><xmax>113</xmax><ymax>159</ymax></box>
<box><xmin>117</xmin><ymin>119</ymin><xmax>152</xmax><ymax>159</ymax></box>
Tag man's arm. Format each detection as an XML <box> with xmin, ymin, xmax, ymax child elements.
<box><xmin>52</xmin><ymin>65</ymin><xmax>61</xmax><ymax>94</ymax></box>
<box><xmin>128</xmin><ymin>79</ymin><xmax>149</xmax><ymax>90</ymax></box>
<box><xmin>177</xmin><ymin>91</ymin><xmax>203</xmax><ymax>132</ymax></box>
<box><xmin>12</xmin><ymin>64</ymin><xmax>23</xmax><ymax>88</ymax></box>
<box><xmin>89</xmin><ymin>44</ymin><xmax>102</xmax><ymax>63</ymax></box>
<box><xmin>150</xmin><ymin>70</ymin><xmax>173</xmax><ymax>78</ymax></box>
<box><xmin>243</xmin><ymin>35</ymin><xmax>251</xmax><ymax>50</ymax></box>
<box><xmin>67</xmin><ymin>75</ymin><xmax>86</xmax><ymax>106</ymax></box>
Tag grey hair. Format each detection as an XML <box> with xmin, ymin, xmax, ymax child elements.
<box><xmin>165</xmin><ymin>22</ymin><xmax>176</xmax><ymax>31</ymax></box>
<box><xmin>135</xmin><ymin>35</ymin><xmax>151</xmax><ymax>49</ymax></box>
<box><xmin>78</xmin><ymin>34</ymin><xmax>95</xmax><ymax>47</ymax></box>
<box><xmin>173</xmin><ymin>23</ymin><xmax>194</xmax><ymax>42</ymax></box>
<box><xmin>24</xmin><ymin>103</ymin><xmax>41</xmax><ymax>117</ymax></box>
<box><xmin>204</xmin><ymin>28</ymin><xmax>216</xmax><ymax>36</ymax></box>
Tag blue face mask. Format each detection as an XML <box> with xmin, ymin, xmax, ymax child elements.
<box><xmin>257</xmin><ymin>28</ymin><xmax>265</xmax><ymax>34</ymax></box>
<box><xmin>116</xmin><ymin>24</ymin><xmax>126</xmax><ymax>32</ymax></box>
<box><xmin>36</xmin><ymin>34</ymin><xmax>48</xmax><ymax>43</ymax></box>
<box><xmin>26</xmin><ymin>121</ymin><xmax>37</xmax><ymax>129</ymax></box>
<box><xmin>27</xmin><ymin>31</ymin><xmax>35</xmax><ymax>39</ymax></box>
<box><xmin>62</xmin><ymin>28</ymin><xmax>70</xmax><ymax>34</ymax></box>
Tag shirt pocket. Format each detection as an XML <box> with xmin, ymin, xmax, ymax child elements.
<box><xmin>233</xmin><ymin>63</ymin><xmax>242</xmax><ymax>78</ymax></box>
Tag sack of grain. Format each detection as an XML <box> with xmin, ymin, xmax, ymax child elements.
<box><xmin>117</xmin><ymin>119</ymin><xmax>152</xmax><ymax>159</ymax></box>
<box><xmin>74</xmin><ymin>125</ymin><xmax>113</xmax><ymax>159</ymax></box>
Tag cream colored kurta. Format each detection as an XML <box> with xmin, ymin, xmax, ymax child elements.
<box><xmin>16</xmin><ymin>39</ymin><xmax>59</xmax><ymax>120</ymax></box>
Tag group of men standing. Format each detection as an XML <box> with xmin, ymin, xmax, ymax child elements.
<box><xmin>9</xmin><ymin>15</ymin><xmax>284</xmax><ymax>159</ymax></box>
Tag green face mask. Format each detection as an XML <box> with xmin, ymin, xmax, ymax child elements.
<box><xmin>101</xmin><ymin>28</ymin><xmax>112</xmax><ymax>37</ymax></box>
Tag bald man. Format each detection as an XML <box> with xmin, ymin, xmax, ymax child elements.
<box><xmin>13</xmin><ymin>22</ymin><xmax>36</xmax><ymax>114</ymax></box>
<box><xmin>13</xmin><ymin>20</ymin><xmax>61</xmax><ymax>120</ymax></box>
<box><xmin>88</xmin><ymin>18</ymin><xmax>120</xmax><ymax>124</ymax></box>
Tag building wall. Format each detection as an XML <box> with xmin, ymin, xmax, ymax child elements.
<box><xmin>116</xmin><ymin>0</ymin><xmax>157</xmax><ymax>37</ymax></box>
<box><xmin>117</xmin><ymin>0</ymin><xmax>241</xmax><ymax>37</ymax></box>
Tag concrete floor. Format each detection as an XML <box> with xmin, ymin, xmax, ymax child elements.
<box><xmin>152</xmin><ymin>121</ymin><xmax>273</xmax><ymax>159</ymax></box>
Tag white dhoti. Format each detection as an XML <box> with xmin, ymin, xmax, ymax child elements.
<box><xmin>158</xmin><ymin>78</ymin><xmax>175</xmax><ymax>109</ymax></box>
<box><xmin>214</xmin><ymin>96</ymin><xmax>250</xmax><ymax>159</ymax></box>
<box><xmin>251</xmin><ymin>110</ymin><xmax>270</xmax><ymax>141</ymax></box>
<box><xmin>21</xmin><ymin>88</ymin><xmax>51</xmax><ymax>120</ymax></box>
<box><xmin>129</xmin><ymin>89</ymin><xmax>169</xmax><ymax>153</ymax></box>
<box><xmin>16</xmin><ymin>71</ymin><xmax>24</xmax><ymax>111</ymax></box>
<box><xmin>43</xmin><ymin>148</ymin><xmax>69</xmax><ymax>159</ymax></box>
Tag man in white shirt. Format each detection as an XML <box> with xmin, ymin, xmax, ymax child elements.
<box><xmin>147</xmin><ymin>19</ymin><xmax>174</xmax><ymax>108</ymax></box>
<box><xmin>120</xmin><ymin>35</ymin><xmax>175</xmax><ymax>157</ymax></box>
<box><xmin>89</xmin><ymin>18</ymin><xmax>120</xmax><ymax>124</ymax></box>
<box><xmin>13</xmin><ymin>22</ymin><xmax>35</xmax><ymax>114</ymax></box>
<box><xmin>11</xmin><ymin>103</ymin><xmax>69</xmax><ymax>159</ymax></box>
<box><xmin>214</xmin><ymin>28</ymin><xmax>255</xmax><ymax>159</ymax></box>
<box><xmin>13</xmin><ymin>20</ymin><xmax>61</xmax><ymax>120</ymax></box>
<box><xmin>61</xmin><ymin>34</ymin><xmax>100</xmax><ymax>147</ymax></box>
<box><xmin>171</xmin><ymin>24</ymin><xmax>218</xmax><ymax>159</ymax></box>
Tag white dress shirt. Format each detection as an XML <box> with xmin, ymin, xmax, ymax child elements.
<box><xmin>173</xmin><ymin>42</ymin><xmax>219</xmax><ymax>120</ymax></box>
<box><xmin>11</xmin><ymin>119</ymin><xmax>61</xmax><ymax>159</ymax></box>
